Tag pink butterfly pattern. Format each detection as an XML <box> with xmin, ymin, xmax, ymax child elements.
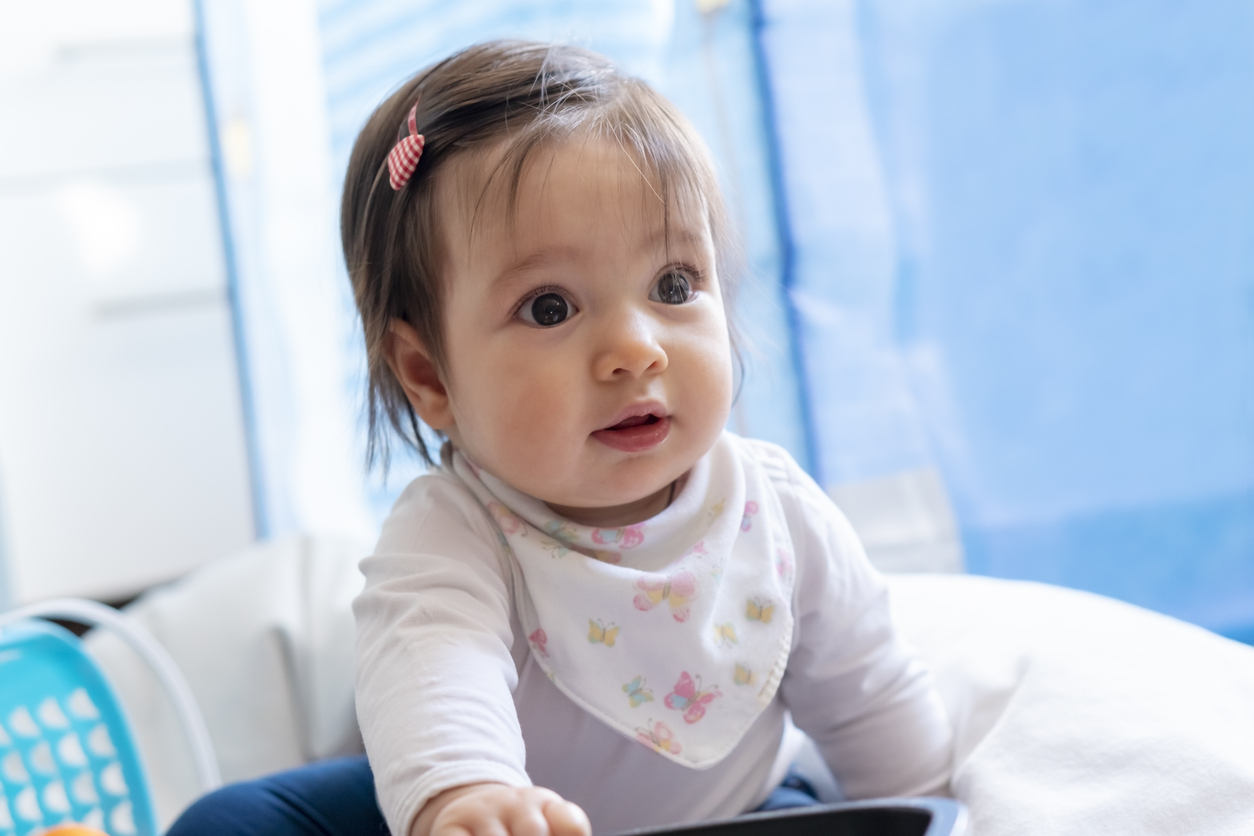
<box><xmin>775</xmin><ymin>547</ymin><xmax>794</xmax><ymax>580</ymax></box>
<box><xmin>664</xmin><ymin>671</ymin><xmax>722</xmax><ymax>724</ymax></box>
<box><xmin>633</xmin><ymin>571</ymin><xmax>699</xmax><ymax>622</ymax></box>
<box><xmin>636</xmin><ymin>720</ymin><xmax>682</xmax><ymax>755</ymax></box>
<box><xmin>592</xmin><ymin>524</ymin><xmax>645</xmax><ymax>549</ymax></box>
<box><xmin>541</xmin><ymin>520</ymin><xmax>577</xmax><ymax>557</ymax></box>
<box><xmin>740</xmin><ymin>500</ymin><xmax>759</xmax><ymax>531</ymax></box>
<box><xmin>487</xmin><ymin>501</ymin><xmax>524</xmax><ymax>535</ymax></box>
<box><xmin>528</xmin><ymin>628</ymin><xmax>549</xmax><ymax>658</ymax></box>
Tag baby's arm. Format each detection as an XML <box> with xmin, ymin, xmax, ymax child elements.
<box><xmin>412</xmin><ymin>784</ymin><xmax>589</xmax><ymax>836</ymax></box>
<box><xmin>771</xmin><ymin>452</ymin><xmax>953</xmax><ymax>799</ymax></box>
<box><xmin>355</xmin><ymin>476</ymin><xmax>589</xmax><ymax>836</ymax></box>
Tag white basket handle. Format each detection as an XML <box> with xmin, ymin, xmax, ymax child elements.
<box><xmin>0</xmin><ymin>598</ymin><xmax>222</xmax><ymax>793</ymax></box>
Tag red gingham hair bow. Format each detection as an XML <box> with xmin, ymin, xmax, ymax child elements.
<box><xmin>387</xmin><ymin>101</ymin><xmax>425</xmax><ymax>190</ymax></box>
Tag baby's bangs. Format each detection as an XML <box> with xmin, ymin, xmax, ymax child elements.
<box><xmin>594</xmin><ymin>85</ymin><xmax>732</xmax><ymax>284</ymax></box>
<box><xmin>600</xmin><ymin>89</ymin><xmax>737</xmax><ymax>301</ymax></box>
<box><xmin>611</xmin><ymin>119</ymin><xmax>722</xmax><ymax>254</ymax></box>
<box><xmin>478</xmin><ymin>84</ymin><xmax>727</xmax><ymax>269</ymax></box>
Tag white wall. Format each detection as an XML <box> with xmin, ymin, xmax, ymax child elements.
<box><xmin>0</xmin><ymin>0</ymin><xmax>255</xmax><ymax>604</ymax></box>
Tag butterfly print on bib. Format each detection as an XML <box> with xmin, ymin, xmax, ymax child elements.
<box><xmin>634</xmin><ymin>571</ymin><xmax>699</xmax><ymax>622</ymax></box>
<box><xmin>665</xmin><ymin>671</ymin><xmax>722</xmax><ymax>724</ymax></box>
<box><xmin>588</xmin><ymin>619</ymin><xmax>619</xmax><ymax>646</ymax></box>
<box><xmin>623</xmin><ymin>675</ymin><xmax>654</xmax><ymax>707</ymax></box>
<box><xmin>774</xmin><ymin>547</ymin><xmax>794</xmax><ymax>580</ymax></box>
<box><xmin>637</xmin><ymin>720</ymin><xmax>681</xmax><ymax>755</ymax></box>
<box><xmin>540</xmin><ymin>521</ymin><xmax>579</xmax><ymax>557</ymax></box>
<box><xmin>487</xmin><ymin>501</ymin><xmax>525</xmax><ymax>535</ymax></box>
<box><xmin>528</xmin><ymin>629</ymin><xmax>549</xmax><ymax>658</ymax></box>
<box><xmin>740</xmin><ymin>501</ymin><xmax>759</xmax><ymax>531</ymax></box>
<box><xmin>745</xmin><ymin>597</ymin><xmax>775</xmax><ymax>624</ymax></box>
<box><xmin>592</xmin><ymin>524</ymin><xmax>645</xmax><ymax>549</ymax></box>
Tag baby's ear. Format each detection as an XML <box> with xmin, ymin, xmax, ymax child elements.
<box><xmin>385</xmin><ymin>319</ymin><xmax>455</xmax><ymax>431</ymax></box>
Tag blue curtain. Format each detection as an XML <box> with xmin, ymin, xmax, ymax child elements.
<box><xmin>758</xmin><ymin>0</ymin><xmax>1254</xmax><ymax>639</ymax></box>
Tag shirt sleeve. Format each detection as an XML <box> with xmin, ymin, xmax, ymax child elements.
<box><xmin>353</xmin><ymin>473</ymin><xmax>531</xmax><ymax>836</ymax></box>
<box><xmin>759</xmin><ymin>444</ymin><xmax>954</xmax><ymax>799</ymax></box>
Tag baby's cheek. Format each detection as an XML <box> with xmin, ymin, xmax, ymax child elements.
<box><xmin>682</xmin><ymin>328</ymin><xmax>735</xmax><ymax>406</ymax></box>
<box><xmin>481</xmin><ymin>367</ymin><xmax>576</xmax><ymax>463</ymax></box>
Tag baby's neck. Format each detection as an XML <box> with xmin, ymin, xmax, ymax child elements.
<box><xmin>546</xmin><ymin>476</ymin><xmax>683</xmax><ymax>528</ymax></box>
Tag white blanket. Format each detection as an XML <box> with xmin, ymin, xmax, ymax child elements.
<box><xmin>890</xmin><ymin>574</ymin><xmax>1254</xmax><ymax>835</ymax></box>
<box><xmin>86</xmin><ymin>538</ymin><xmax>1254</xmax><ymax>834</ymax></box>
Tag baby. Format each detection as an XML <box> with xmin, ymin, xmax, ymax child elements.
<box><xmin>348</xmin><ymin>39</ymin><xmax>952</xmax><ymax>836</ymax></box>
<box><xmin>168</xmin><ymin>37</ymin><xmax>952</xmax><ymax>836</ymax></box>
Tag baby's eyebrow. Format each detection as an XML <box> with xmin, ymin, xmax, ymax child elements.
<box><xmin>489</xmin><ymin>226</ymin><xmax>710</xmax><ymax>291</ymax></box>
<box><xmin>491</xmin><ymin>247</ymin><xmax>579</xmax><ymax>290</ymax></box>
<box><xmin>642</xmin><ymin>225</ymin><xmax>709</xmax><ymax>255</ymax></box>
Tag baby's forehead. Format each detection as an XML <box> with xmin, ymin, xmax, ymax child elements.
<box><xmin>437</xmin><ymin>135</ymin><xmax>712</xmax><ymax>256</ymax></box>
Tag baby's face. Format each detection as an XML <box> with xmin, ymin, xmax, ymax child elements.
<box><xmin>434</xmin><ymin>136</ymin><xmax>734</xmax><ymax>527</ymax></box>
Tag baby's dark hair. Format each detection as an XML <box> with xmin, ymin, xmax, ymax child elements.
<box><xmin>341</xmin><ymin>39</ymin><xmax>737</xmax><ymax>467</ymax></box>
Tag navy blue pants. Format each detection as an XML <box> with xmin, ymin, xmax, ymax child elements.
<box><xmin>168</xmin><ymin>755</ymin><xmax>819</xmax><ymax>836</ymax></box>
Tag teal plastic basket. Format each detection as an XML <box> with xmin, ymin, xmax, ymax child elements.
<box><xmin>0</xmin><ymin>600</ymin><xmax>220</xmax><ymax>836</ymax></box>
<box><xmin>0</xmin><ymin>619</ymin><xmax>154</xmax><ymax>835</ymax></box>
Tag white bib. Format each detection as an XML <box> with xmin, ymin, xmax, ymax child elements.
<box><xmin>451</xmin><ymin>433</ymin><xmax>795</xmax><ymax>769</ymax></box>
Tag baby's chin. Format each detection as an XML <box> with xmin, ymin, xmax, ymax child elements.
<box><xmin>543</xmin><ymin>481</ymin><xmax>676</xmax><ymax>529</ymax></box>
<box><xmin>488</xmin><ymin>466</ymin><xmax>664</xmax><ymax>519</ymax></box>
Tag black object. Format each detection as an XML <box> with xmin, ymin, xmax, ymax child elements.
<box><xmin>609</xmin><ymin>799</ymin><xmax>968</xmax><ymax>836</ymax></box>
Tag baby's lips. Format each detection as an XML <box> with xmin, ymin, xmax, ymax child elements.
<box><xmin>605</xmin><ymin>413</ymin><xmax>658</xmax><ymax>431</ymax></box>
<box><xmin>599</xmin><ymin>400</ymin><xmax>668</xmax><ymax>433</ymax></box>
<box><xmin>592</xmin><ymin>415</ymin><xmax>671</xmax><ymax>452</ymax></box>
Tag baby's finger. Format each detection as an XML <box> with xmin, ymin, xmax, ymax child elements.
<box><xmin>541</xmin><ymin>799</ymin><xmax>591</xmax><ymax>836</ymax></box>
<box><xmin>454</xmin><ymin>817</ymin><xmax>509</xmax><ymax>836</ymax></box>
<box><xmin>503</xmin><ymin>801</ymin><xmax>550</xmax><ymax>836</ymax></box>
<box><xmin>433</xmin><ymin>807</ymin><xmax>504</xmax><ymax>836</ymax></box>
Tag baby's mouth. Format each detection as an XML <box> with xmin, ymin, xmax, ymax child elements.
<box><xmin>606</xmin><ymin>414</ymin><xmax>662</xmax><ymax>431</ymax></box>
<box><xmin>593</xmin><ymin>411</ymin><xmax>671</xmax><ymax>452</ymax></box>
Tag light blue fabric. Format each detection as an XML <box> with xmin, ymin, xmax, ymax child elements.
<box><xmin>758</xmin><ymin>0</ymin><xmax>1254</xmax><ymax>638</ymax></box>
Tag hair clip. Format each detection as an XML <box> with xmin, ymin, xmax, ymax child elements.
<box><xmin>387</xmin><ymin>101</ymin><xmax>425</xmax><ymax>190</ymax></box>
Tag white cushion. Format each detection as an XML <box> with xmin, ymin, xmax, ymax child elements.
<box><xmin>889</xmin><ymin>574</ymin><xmax>1254</xmax><ymax>836</ymax></box>
<box><xmin>86</xmin><ymin>535</ymin><xmax>367</xmax><ymax>829</ymax></box>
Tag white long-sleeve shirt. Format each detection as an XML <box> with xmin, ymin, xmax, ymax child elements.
<box><xmin>354</xmin><ymin>437</ymin><xmax>952</xmax><ymax>836</ymax></box>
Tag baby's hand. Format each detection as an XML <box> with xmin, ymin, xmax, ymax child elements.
<box><xmin>412</xmin><ymin>783</ymin><xmax>592</xmax><ymax>836</ymax></box>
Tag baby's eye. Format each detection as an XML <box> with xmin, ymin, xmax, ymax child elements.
<box><xmin>518</xmin><ymin>291</ymin><xmax>576</xmax><ymax>327</ymax></box>
<box><xmin>651</xmin><ymin>271</ymin><xmax>694</xmax><ymax>305</ymax></box>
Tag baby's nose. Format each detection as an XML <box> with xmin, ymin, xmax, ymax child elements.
<box><xmin>592</xmin><ymin>310</ymin><xmax>668</xmax><ymax>380</ymax></box>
